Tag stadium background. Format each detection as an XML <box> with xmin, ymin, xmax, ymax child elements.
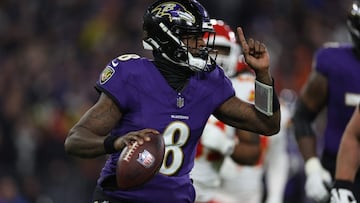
<box><xmin>0</xmin><ymin>0</ymin><xmax>352</xmax><ymax>202</ymax></box>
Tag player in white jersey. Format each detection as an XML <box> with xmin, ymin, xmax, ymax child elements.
<box><xmin>191</xmin><ymin>19</ymin><xmax>290</xmax><ymax>203</ymax></box>
<box><xmin>219</xmin><ymin>74</ymin><xmax>291</xmax><ymax>203</ymax></box>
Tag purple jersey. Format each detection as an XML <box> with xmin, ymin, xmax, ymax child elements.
<box><xmin>315</xmin><ymin>44</ymin><xmax>360</xmax><ymax>156</ymax></box>
<box><xmin>95</xmin><ymin>54</ymin><xmax>234</xmax><ymax>202</ymax></box>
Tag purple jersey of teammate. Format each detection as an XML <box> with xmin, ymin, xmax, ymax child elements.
<box><xmin>315</xmin><ymin>44</ymin><xmax>360</xmax><ymax>157</ymax></box>
<box><xmin>94</xmin><ymin>54</ymin><xmax>234</xmax><ymax>202</ymax></box>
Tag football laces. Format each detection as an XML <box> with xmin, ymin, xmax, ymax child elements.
<box><xmin>122</xmin><ymin>142</ymin><xmax>140</xmax><ymax>162</ymax></box>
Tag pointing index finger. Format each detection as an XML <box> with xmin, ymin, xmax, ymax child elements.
<box><xmin>237</xmin><ymin>27</ymin><xmax>248</xmax><ymax>54</ymax></box>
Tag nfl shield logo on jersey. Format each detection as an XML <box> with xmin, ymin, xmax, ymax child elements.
<box><xmin>177</xmin><ymin>95</ymin><xmax>184</xmax><ymax>108</ymax></box>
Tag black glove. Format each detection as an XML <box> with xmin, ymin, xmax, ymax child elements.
<box><xmin>330</xmin><ymin>180</ymin><xmax>357</xmax><ymax>203</ymax></box>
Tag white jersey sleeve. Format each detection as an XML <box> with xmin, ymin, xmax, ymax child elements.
<box><xmin>220</xmin><ymin>73</ymin><xmax>290</xmax><ymax>203</ymax></box>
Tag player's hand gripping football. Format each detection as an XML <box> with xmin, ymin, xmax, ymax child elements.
<box><xmin>114</xmin><ymin>128</ymin><xmax>160</xmax><ymax>151</ymax></box>
<box><xmin>237</xmin><ymin>27</ymin><xmax>270</xmax><ymax>78</ymax></box>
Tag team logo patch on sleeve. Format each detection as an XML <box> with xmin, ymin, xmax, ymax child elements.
<box><xmin>100</xmin><ymin>66</ymin><xmax>115</xmax><ymax>84</ymax></box>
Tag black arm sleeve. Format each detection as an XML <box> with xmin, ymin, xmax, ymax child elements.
<box><xmin>292</xmin><ymin>100</ymin><xmax>318</xmax><ymax>140</ymax></box>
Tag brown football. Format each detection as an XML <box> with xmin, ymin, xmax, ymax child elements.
<box><xmin>116</xmin><ymin>133</ymin><xmax>165</xmax><ymax>189</ymax></box>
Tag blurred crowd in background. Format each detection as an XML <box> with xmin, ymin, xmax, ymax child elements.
<box><xmin>0</xmin><ymin>0</ymin><xmax>353</xmax><ymax>202</ymax></box>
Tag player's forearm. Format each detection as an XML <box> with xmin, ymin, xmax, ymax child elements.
<box><xmin>335</xmin><ymin>133</ymin><xmax>360</xmax><ymax>182</ymax></box>
<box><xmin>254</xmin><ymin>106</ymin><xmax>281</xmax><ymax>135</ymax></box>
<box><xmin>231</xmin><ymin>131</ymin><xmax>260</xmax><ymax>165</ymax></box>
<box><xmin>292</xmin><ymin>99</ymin><xmax>320</xmax><ymax>161</ymax></box>
<box><xmin>65</xmin><ymin>125</ymin><xmax>108</xmax><ymax>158</ymax></box>
<box><xmin>231</xmin><ymin>144</ymin><xmax>260</xmax><ymax>165</ymax></box>
<box><xmin>215</xmin><ymin>98</ymin><xmax>280</xmax><ymax>135</ymax></box>
<box><xmin>296</xmin><ymin>136</ymin><xmax>317</xmax><ymax>161</ymax></box>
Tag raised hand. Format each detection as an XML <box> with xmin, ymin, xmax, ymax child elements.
<box><xmin>237</xmin><ymin>27</ymin><xmax>270</xmax><ymax>76</ymax></box>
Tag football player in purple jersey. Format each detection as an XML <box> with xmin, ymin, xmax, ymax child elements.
<box><xmin>64</xmin><ymin>0</ymin><xmax>280</xmax><ymax>202</ymax></box>
<box><xmin>293</xmin><ymin>1</ymin><xmax>360</xmax><ymax>202</ymax></box>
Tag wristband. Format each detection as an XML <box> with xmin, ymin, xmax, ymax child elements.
<box><xmin>254</xmin><ymin>79</ymin><xmax>280</xmax><ymax>116</ymax></box>
<box><xmin>333</xmin><ymin>180</ymin><xmax>354</xmax><ymax>190</ymax></box>
<box><xmin>103</xmin><ymin>135</ymin><xmax>118</xmax><ymax>154</ymax></box>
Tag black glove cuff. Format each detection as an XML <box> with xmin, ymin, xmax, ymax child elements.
<box><xmin>103</xmin><ymin>135</ymin><xmax>118</xmax><ymax>154</ymax></box>
<box><xmin>333</xmin><ymin>180</ymin><xmax>354</xmax><ymax>190</ymax></box>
